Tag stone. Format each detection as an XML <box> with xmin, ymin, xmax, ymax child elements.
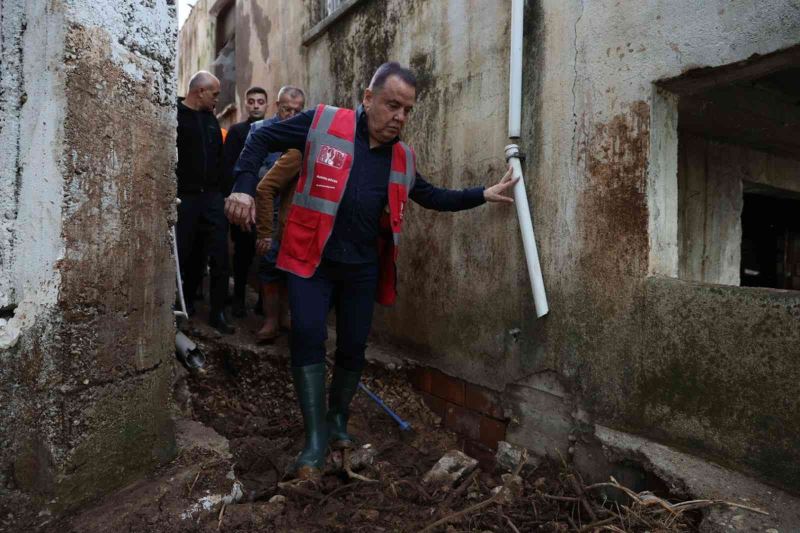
<box><xmin>251</xmin><ymin>495</ymin><xmax>286</xmax><ymax>526</ymax></box>
<box><xmin>354</xmin><ymin>509</ymin><xmax>379</xmax><ymax>521</ymax></box>
<box><xmin>495</xmin><ymin>441</ymin><xmax>539</xmax><ymax>475</ymax></box>
<box><xmin>501</xmin><ymin>473</ymin><xmax>524</xmax><ymax>499</ymax></box>
<box><xmin>174</xmin><ymin>419</ymin><xmax>231</xmax><ymax>459</ymax></box>
<box><xmin>349</xmin><ymin>443</ymin><xmax>378</xmax><ymax>470</ymax></box>
<box><xmin>422</xmin><ymin>450</ymin><xmax>478</xmax><ymax>489</ymax></box>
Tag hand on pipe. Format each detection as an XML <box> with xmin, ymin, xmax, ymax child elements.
<box><xmin>483</xmin><ymin>165</ymin><xmax>519</xmax><ymax>204</ymax></box>
<box><xmin>224</xmin><ymin>192</ymin><xmax>256</xmax><ymax>230</ymax></box>
<box><xmin>255</xmin><ymin>237</ymin><xmax>272</xmax><ymax>257</ymax></box>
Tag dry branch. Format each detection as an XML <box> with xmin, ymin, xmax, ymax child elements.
<box><xmin>420</xmin><ymin>450</ymin><xmax>528</xmax><ymax>533</ymax></box>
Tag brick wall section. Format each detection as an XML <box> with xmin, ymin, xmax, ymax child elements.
<box><xmin>409</xmin><ymin>367</ymin><xmax>508</xmax><ymax>470</ymax></box>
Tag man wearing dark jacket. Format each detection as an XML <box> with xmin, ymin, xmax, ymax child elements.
<box><xmin>227</xmin><ymin>63</ymin><xmax>517</xmax><ymax>478</ymax></box>
<box><xmin>176</xmin><ymin>70</ymin><xmax>234</xmax><ymax>334</ymax></box>
<box><xmin>221</xmin><ymin>86</ymin><xmax>269</xmax><ymax>318</ymax></box>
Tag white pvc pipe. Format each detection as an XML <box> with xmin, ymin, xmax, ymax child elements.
<box><xmin>506</xmin><ymin>145</ymin><xmax>548</xmax><ymax>317</ymax></box>
<box><xmin>506</xmin><ymin>0</ymin><xmax>549</xmax><ymax>318</ymax></box>
<box><xmin>508</xmin><ymin>0</ymin><xmax>524</xmax><ymax>138</ymax></box>
<box><xmin>172</xmin><ymin>199</ymin><xmax>189</xmax><ymax>320</ymax></box>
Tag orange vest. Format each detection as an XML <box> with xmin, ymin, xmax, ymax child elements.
<box><xmin>276</xmin><ymin>104</ymin><xmax>416</xmax><ymax>305</ymax></box>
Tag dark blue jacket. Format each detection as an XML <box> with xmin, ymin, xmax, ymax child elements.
<box><xmin>233</xmin><ymin>106</ymin><xmax>486</xmax><ymax>263</ymax></box>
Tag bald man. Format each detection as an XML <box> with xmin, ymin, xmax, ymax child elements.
<box><xmin>176</xmin><ymin>71</ymin><xmax>235</xmax><ymax>334</ymax></box>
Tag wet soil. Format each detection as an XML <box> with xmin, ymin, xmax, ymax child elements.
<box><xmin>32</xmin><ymin>295</ymin><xmax>699</xmax><ymax>533</ymax></box>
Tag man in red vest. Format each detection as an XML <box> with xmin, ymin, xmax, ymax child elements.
<box><xmin>227</xmin><ymin>62</ymin><xmax>517</xmax><ymax>479</ymax></box>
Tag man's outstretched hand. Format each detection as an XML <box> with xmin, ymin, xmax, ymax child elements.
<box><xmin>225</xmin><ymin>192</ymin><xmax>256</xmax><ymax>230</ymax></box>
<box><xmin>483</xmin><ymin>165</ymin><xmax>519</xmax><ymax>204</ymax></box>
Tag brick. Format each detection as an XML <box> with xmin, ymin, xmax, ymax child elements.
<box><xmin>463</xmin><ymin>439</ymin><xmax>496</xmax><ymax>472</ymax></box>
<box><xmin>464</xmin><ymin>383</ymin><xmax>505</xmax><ymax>420</ymax></box>
<box><xmin>479</xmin><ymin>416</ymin><xmax>508</xmax><ymax>450</ymax></box>
<box><xmin>444</xmin><ymin>402</ymin><xmax>481</xmax><ymax>441</ymax></box>
<box><xmin>430</xmin><ymin>369</ymin><xmax>465</xmax><ymax>405</ymax></box>
<box><xmin>420</xmin><ymin>392</ymin><xmax>446</xmax><ymax>420</ymax></box>
<box><xmin>408</xmin><ymin>367</ymin><xmax>432</xmax><ymax>394</ymax></box>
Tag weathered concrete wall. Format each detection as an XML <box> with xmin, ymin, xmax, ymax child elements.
<box><xmin>177</xmin><ymin>0</ymin><xmax>216</xmax><ymax>97</ymax></box>
<box><xmin>678</xmin><ymin>135</ymin><xmax>743</xmax><ymax>286</ymax></box>
<box><xmin>516</xmin><ymin>0</ymin><xmax>800</xmax><ymax>491</ymax></box>
<box><xmin>0</xmin><ymin>0</ymin><xmax>176</xmax><ymax>516</ymax></box>
<box><xmin>235</xmin><ymin>0</ymin><xmax>307</xmax><ymax>117</ymax></box>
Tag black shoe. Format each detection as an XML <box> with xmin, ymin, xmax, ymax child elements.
<box><xmin>209</xmin><ymin>310</ymin><xmax>236</xmax><ymax>334</ymax></box>
<box><xmin>231</xmin><ymin>298</ymin><xmax>246</xmax><ymax>318</ymax></box>
<box><xmin>253</xmin><ymin>294</ymin><xmax>264</xmax><ymax>316</ymax></box>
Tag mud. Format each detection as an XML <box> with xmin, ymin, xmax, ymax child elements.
<box><xmin>17</xmin><ymin>296</ymin><xmax>700</xmax><ymax>533</ymax></box>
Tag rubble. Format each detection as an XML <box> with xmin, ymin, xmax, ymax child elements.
<box><xmin>495</xmin><ymin>440</ymin><xmax>539</xmax><ymax>475</ymax></box>
<box><xmin>330</xmin><ymin>442</ymin><xmax>378</xmax><ymax>471</ymax></box>
<box><xmin>422</xmin><ymin>450</ymin><xmax>479</xmax><ymax>489</ymax></box>
<box><xmin>42</xmin><ymin>317</ymin><xmax>705</xmax><ymax>532</ymax></box>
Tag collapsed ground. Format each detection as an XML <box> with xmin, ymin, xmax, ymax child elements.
<box><xmin>42</xmin><ymin>305</ymin><xmax>702</xmax><ymax>532</ymax></box>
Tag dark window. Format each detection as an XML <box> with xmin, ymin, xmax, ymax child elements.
<box><xmin>215</xmin><ymin>1</ymin><xmax>235</xmax><ymax>55</ymax></box>
<box><xmin>741</xmin><ymin>189</ymin><xmax>800</xmax><ymax>290</ymax></box>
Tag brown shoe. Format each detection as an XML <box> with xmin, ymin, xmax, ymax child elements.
<box><xmin>255</xmin><ymin>322</ymin><xmax>280</xmax><ymax>344</ymax></box>
<box><xmin>256</xmin><ymin>282</ymin><xmax>281</xmax><ymax>343</ymax></box>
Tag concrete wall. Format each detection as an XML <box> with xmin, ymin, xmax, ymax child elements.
<box><xmin>177</xmin><ymin>0</ymin><xmax>216</xmax><ymax>97</ymax></box>
<box><xmin>177</xmin><ymin>0</ymin><xmax>800</xmax><ymax>491</ymax></box>
<box><xmin>520</xmin><ymin>0</ymin><xmax>800</xmax><ymax>490</ymax></box>
<box><xmin>0</xmin><ymin>0</ymin><xmax>176</xmax><ymax>515</ymax></box>
<box><xmin>235</xmin><ymin>0</ymin><xmax>307</xmax><ymax>118</ymax></box>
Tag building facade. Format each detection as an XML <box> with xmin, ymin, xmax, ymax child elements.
<box><xmin>179</xmin><ymin>0</ymin><xmax>800</xmax><ymax>494</ymax></box>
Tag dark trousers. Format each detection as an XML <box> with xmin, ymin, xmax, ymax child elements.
<box><xmin>230</xmin><ymin>224</ymin><xmax>256</xmax><ymax>299</ymax></box>
<box><xmin>177</xmin><ymin>191</ymin><xmax>229</xmax><ymax>313</ymax></box>
<box><xmin>287</xmin><ymin>260</ymin><xmax>378</xmax><ymax>370</ymax></box>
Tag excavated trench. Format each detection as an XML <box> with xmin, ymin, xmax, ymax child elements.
<box><xmin>40</xmin><ymin>303</ymin><xmax>701</xmax><ymax>533</ymax></box>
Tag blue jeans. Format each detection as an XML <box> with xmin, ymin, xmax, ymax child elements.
<box><xmin>287</xmin><ymin>260</ymin><xmax>378</xmax><ymax>370</ymax></box>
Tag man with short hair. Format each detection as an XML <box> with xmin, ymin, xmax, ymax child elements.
<box><xmin>176</xmin><ymin>70</ymin><xmax>235</xmax><ymax>334</ymax></box>
<box><xmin>228</xmin><ymin>63</ymin><xmax>516</xmax><ymax>478</ymax></box>
<box><xmin>221</xmin><ymin>86</ymin><xmax>269</xmax><ymax>318</ymax></box>
<box><xmin>231</xmin><ymin>86</ymin><xmax>306</xmax><ymax>341</ymax></box>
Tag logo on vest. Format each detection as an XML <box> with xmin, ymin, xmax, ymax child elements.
<box><xmin>317</xmin><ymin>145</ymin><xmax>347</xmax><ymax>169</ymax></box>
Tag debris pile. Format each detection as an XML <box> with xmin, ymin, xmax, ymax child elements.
<box><xmin>41</xmin><ymin>321</ymin><xmax>740</xmax><ymax>532</ymax></box>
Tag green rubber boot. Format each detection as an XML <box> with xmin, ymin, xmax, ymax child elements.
<box><xmin>327</xmin><ymin>365</ymin><xmax>362</xmax><ymax>450</ymax></box>
<box><xmin>291</xmin><ymin>363</ymin><xmax>329</xmax><ymax>478</ymax></box>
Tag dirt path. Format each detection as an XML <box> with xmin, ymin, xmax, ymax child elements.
<box><xmin>40</xmin><ymin>309</ymin><xmax>700</xmax><ymax>533</ymax></box>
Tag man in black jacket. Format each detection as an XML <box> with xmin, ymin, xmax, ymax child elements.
<box><xmin>221</xmin><ymin>86</ymin><xmax>268</xmax><ymax>318</ymax></box>
<box><xmin>176</xmin><ymin>71</ymin><xmax>235</xmax><ymax>334</ymax></box>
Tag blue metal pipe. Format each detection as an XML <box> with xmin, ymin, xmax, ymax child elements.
<box><xmin>358</xmin><ymin>382</ymin><xmax>411</xmax><ymax>432</ymax></box>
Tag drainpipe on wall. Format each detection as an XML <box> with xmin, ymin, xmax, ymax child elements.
<box><xmin>506</xmin><ymin>0</ymin><xmax>549</xmax><ymax>318</ymax></box>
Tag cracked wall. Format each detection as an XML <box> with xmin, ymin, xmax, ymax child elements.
<box><xmin>516</xmin><ymin>0</ymin><xmax>800</xmax><ymax>491</ymax></box>
<box><xmin>0</xmin><ymin>0</ymin><xmax>177</xmax><ymax>517</ymax></box>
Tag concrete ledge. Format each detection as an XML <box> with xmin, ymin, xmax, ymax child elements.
<box><xmin>302</xmin><ymin>0</ymin><xmax>368</xmax><ymax>46</ymax></box>
<box><xmin>576</xmin><ymin>425</ymin><xmax>800</xmax><ymax>532</ymax></box>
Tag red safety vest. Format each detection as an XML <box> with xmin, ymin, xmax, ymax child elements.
<box><xmin>276</xmin><ymin>104</ymin><xmax>416</xmax><ymax>306</ymax></box>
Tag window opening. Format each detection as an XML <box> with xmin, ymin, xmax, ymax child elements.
<box><xmin>668</xmin><ymin>62</ymin><xmax>800</xmax><ymax>289</ymax></box>
<box><xmin>741</xmin><ymin>188</ymin><xmax>800</xmax><ymax>290</ymax></box>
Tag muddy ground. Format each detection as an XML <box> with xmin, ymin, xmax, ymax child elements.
<box><xmin>23</xmin><ymin>296</ymin><xmax>701</xmax><ymax>533</ymax></box>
